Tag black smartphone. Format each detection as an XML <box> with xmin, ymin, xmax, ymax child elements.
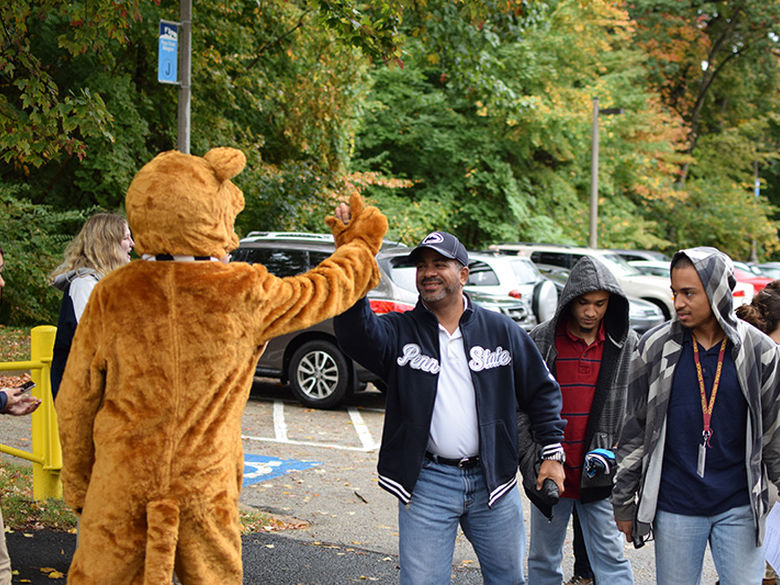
<box><xmin>17</xmin><ymin>380</ymin><xmax>36</xmax><ymax>393</ymax></box>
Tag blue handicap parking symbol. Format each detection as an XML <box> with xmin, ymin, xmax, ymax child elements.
<box><xmin>243</xmin><ymin>454</ymin><xmax>322</xmax><ymax>487</ymax></box>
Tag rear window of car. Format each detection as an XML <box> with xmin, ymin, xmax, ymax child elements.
<box><xmin>234</xmin><ymin>248</ymin><xmax>310</xmax><ymax>276</ymax></box>
<box><xmin>467</xmin><ymin>261</ymin><xmax>500</xmax><ymax>286</ymax></box>
<box><xmin>309</xmin><ymin>251</ymin><xmax>331</xmax><ymax>266</ymax></box>
<box><xmin>387</xmin><ymin>256</ymin><xmax>418</xmax><ymax>292</ymax></box>
<box><xmin>598</xmin><ymin>253</ymin><xmax>642</xmax><ymax>277</ymax></box>
<box><xmin>530</xmin><ymin>251</ymin><xmax>574</xmax><ymax>268</ymax></box>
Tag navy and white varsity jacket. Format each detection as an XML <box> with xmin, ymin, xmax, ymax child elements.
<box><xmin>334</xmin><ymin>294</ymin><xmax>566</xmax><ymax>507</ymax></box>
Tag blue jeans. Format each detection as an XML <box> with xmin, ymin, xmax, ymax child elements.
<box><xmin>398</xmin><ymin>459</ymin><xmax>526</xmax><ymax>585</ymax></box>
<box><xmin>528</xmin><ymin>497</ymin><xmax>633</xmax><ymax>585</ymax></box>
<box><xmin>654</xmin><ymin>505</ymin><xmax>764</xmax><ymax>585</ymax></box>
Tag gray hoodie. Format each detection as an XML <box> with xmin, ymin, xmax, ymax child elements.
<box><xmin>520</xmin><ymin>256</ymin><xmax>637</xmax><ymax>506</ymax></box>
<box><xmin>611</xmin><ymin>246</ymin><xmax>780</xmax><ymax>544</ymax></box>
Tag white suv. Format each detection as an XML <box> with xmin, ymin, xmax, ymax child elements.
<box><xmin>489</xmin><ymin>243</ymin><xmax>675</xmax><ymax>319</ymax></box>
<box><xmin>465</xmin><ymin>252</ymin><xmax>558</xmax><ymax>323</ymax></box>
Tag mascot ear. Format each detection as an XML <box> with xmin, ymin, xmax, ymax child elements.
<box><xmin>203</xmin><ymin>147</ymin><xmax>246</xmax><ymax>182</ymax></box>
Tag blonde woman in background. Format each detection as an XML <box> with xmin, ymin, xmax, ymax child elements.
<box><xmin>49</xmin><ymin>213</ymin><xmax>133</xmax><ymax>399</ymax></box>
<box><xmin>736</xmin><ymin>280</ymin><xmax>780</xmax><ymax>585</ymax></box>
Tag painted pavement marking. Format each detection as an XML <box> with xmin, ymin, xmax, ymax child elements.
<box><xmin>242</xmin><ymin>399</ymin><xmax>380</xmax><ymax>453</ymax></box>
<box><xmin>242</xmin><ymin>453</ymin><xmax>321</xmax><ymax>487</ymax></box>
<box><xmin>348</xmin><ymin>407</ymin><xmax>380</xmax><ymax>451</ymax></box>
<box><xmin>273</xmin><ymin>400</ymin><xmax>288</xmax><ymax>441</ymax></box>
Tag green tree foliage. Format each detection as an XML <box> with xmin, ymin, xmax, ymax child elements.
<box><xmin>0</xmin><ymin>1</ymin><xmax>144</xmax><ymax>168</ymax></box>
<box><xmin>628</xmin><ymin>0</ymin><xmax>780</xmax><ymax>256</ymax></box>
<box><xmin>1</xmin><ymin>0</ymin><xmax>399</xmax><ymax>212</ymax></box>
<box><xmin>1</xmin><ymin>0</ymin><xmax>779</xmax><ymax>324</ymax></box>
<box><xmin>0</xmin><ymin>186</ymin><xmax>89</xmax><ymax>325</ymax></box>
<box><xmin>0</xmin><ymin>0</ymin><xmax>407</xmax><ymax>324</ymax></box>
<box><xmin>353</xmin><ymin>0</ymin><xmax>688</xmax><ymax>249</ymax></box>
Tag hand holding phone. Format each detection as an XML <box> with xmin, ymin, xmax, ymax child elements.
<box><xmin>17</xmin><ymin>381</ymin><xmax>36</xmax><ymax>393</ymax></box>
<box><xmin>2</xmin><ymin>381</ymin><xmax>40</xmax><ymax>415</ymax></box>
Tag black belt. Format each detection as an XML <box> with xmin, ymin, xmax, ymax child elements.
<box><xmin>425</xmin><ymin>451</ymin><xmax>480</xmax><ymax>469</ymax></box>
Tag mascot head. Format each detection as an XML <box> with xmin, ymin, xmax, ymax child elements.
<box><xmin>126</xmin><ymin>148</ymin><xmax>246</xmax><ymax>258</ymax></box>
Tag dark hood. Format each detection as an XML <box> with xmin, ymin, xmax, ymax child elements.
<box><xmin>553</xmin><ymin>255</ymin><xmax>630</xmax><ymax>343</ymax></box>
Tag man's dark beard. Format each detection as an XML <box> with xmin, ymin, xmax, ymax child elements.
<box><xmin>420</xmin><ymin>279</ymin><xmax>460</xmax><ymax>303</ymax></box>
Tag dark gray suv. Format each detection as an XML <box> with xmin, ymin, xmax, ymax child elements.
<box><xmin>231</xmin><ymin>232</ymin><xmax>535</xmax><ymax>408</ymax></box>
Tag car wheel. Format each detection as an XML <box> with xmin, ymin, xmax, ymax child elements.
<box><xmin>532</xmin><ymin>279</ymin><xmax>558</xmax><ymax>323</ymax></box>
<box><xmin>288</xmin><ymin>340</ymin><xmax>351</xmax><ymax>409</ymax></box>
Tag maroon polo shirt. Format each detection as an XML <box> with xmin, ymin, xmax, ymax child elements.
<box><xmin>554</xmin><ymin>318</ymin><xmax>605</xmax><ymax>499</ymax></box>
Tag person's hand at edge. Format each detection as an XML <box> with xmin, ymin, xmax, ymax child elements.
<box><xmin>615</xmin><ymin>517</ymin><xmax>633</xmax><ymax>543</ymax></box>
<box><xmin>1</xmin><ymin>387</ymin><xmax>41</xmax><ymax>416</ymax></box>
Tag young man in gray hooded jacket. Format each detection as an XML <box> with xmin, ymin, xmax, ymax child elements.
<box><xmin>612</xmin><ymin>247</ymin><xmax>780</xmax><ymax>585</ymax></box>
<box><xmin>521</xmin><ymin>255</ymin><xmax>636</xmax><ymax>585</ymax></box>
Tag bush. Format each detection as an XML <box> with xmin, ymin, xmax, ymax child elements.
<box><xmin>0</xmin><ymin>187</ymin><xmax>91</xmax><ymax>326</ymax></box>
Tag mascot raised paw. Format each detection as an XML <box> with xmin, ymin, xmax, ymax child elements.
<box><xmin>55</xmin><ymin>147</ymin><xmax>387</xmax><ymax>584</ymax></box>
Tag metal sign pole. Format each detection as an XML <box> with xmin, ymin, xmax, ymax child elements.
<box><xmin>589</xmin><ymin>97</ymin><xmax>600</xmax><ymax>248</ymax></box>
<box><xmin>589</xmin><ymin>99</ymin><xmax>623</xmax><ymax>249</ymax></box>
<box><xmin>751</xmin><ymin>161</ymin><xmax>760</xmax><ymax>262</ymax></box>
<box><xmin>177</xmin><ymin>0</ymin><xmax>192</xmax><ymax>154</ymax></box>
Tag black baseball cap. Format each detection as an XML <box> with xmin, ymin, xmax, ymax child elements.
<box><xmin>408</xmin><ymin>231</ymin><xmax>469</xmax><ymax>266</ymax></box>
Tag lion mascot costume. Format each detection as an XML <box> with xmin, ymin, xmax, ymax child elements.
<box><xmin>55</xmin><ymin>147</ymin><xmax>387</xmax><ymax>584</ymax></box>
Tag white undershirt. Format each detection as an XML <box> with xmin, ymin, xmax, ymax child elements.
<box><xmin>426</xmin><ymin>322</ymin><xmax>480</xmax><ymax>459</ymax></box>
<box><xmin>69</xmin><ymin>274</ymin><xmax>99</xmax><ymax>322</ymax></box>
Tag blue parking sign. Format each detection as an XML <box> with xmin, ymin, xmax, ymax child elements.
<box><xmin>243</xmin><ymin>454</ymin><xmax>321</xmax><ymax>487</ymax></box>
<box><xmin>158</xmin><ymin>20</ymin><xmax>179</xmax><ymax>84</ymax></box>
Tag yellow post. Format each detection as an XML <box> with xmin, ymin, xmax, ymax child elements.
<box><xmin>29</xmin><ymin>325</ymin><xmax>62</xmax><ymax>500</ymax></box>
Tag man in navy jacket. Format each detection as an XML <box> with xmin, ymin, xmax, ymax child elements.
<box><xmin>335</xmin><ymin>228</ymin><xmax>566</xmax><ymax>585</ymax></box>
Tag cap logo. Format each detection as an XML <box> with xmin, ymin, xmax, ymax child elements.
<box><xmin>421</xmin><ymin>232</ymin><xmax>445</xmax><ymax>245</ymax></box>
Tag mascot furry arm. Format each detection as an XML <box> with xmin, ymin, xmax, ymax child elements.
<box><xmin>55</xmin><ymin>148</ymin><xmax>387</xmax><ymax>584</ymax></box>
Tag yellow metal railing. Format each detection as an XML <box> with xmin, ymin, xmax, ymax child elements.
<box><xmin>0</xmin><ymin>325</ymin><xmax>62</xmax><ymax>500</ymax></box>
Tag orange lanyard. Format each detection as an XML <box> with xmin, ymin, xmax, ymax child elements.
<box><xmin>692</xmin><ymin>334</ymin><xmax>727</xmax><ymax>448</ymax></box>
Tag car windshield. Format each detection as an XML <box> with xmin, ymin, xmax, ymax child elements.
<box><xmin>759</xmin><ymin>265</ymin><xmax>780</xmax><ymax>279</ymax></box>
<box><xmin>508</xmin><ymin>258</ymin><xmax>541</xmax><ymax>284</ymax></box>
<box><xmin>596</xmin><ymin>253</ymin><xmax>643</xmax><ymax>277</ymax></box>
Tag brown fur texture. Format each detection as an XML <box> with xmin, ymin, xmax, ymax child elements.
<box><xmin>55</xmin><ymin>148</ymin><xmax>387</xmax><ymax>584</ymax></box>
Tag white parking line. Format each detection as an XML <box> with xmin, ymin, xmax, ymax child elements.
<box><xmin>273</xmin><ymin>400</ymin><xmax>288</xmax><ymax>441</ymax></box>
<box><xmin>242</xmin><ymin>401</ymin><xmax>380</xmax><ymax>452</ymax></box>
<box><xmin>241</xmin><ymin>434</ymin><xmax>378</xmax><ymax>452</ymax></box>
<box><xmin>348</xmin><ymin>407</ymin><xmax>380</xmax><ymax>451</ymax></box>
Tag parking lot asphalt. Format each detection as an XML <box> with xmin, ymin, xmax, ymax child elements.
<box><xmin>6</xmin><ymin>529</ymin><xmax>485</xmax><ymax>585</ymax></box>
<box><xmin>2</xmin><ymin>378</ymin><xmax>720</xmax><ymax>584</ymax></box>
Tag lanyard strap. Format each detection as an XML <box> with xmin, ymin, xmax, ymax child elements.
<box><xmin>692</xmin><ymin>334</ymin><xmax>727</xmax><ymax>447</ymax></box>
